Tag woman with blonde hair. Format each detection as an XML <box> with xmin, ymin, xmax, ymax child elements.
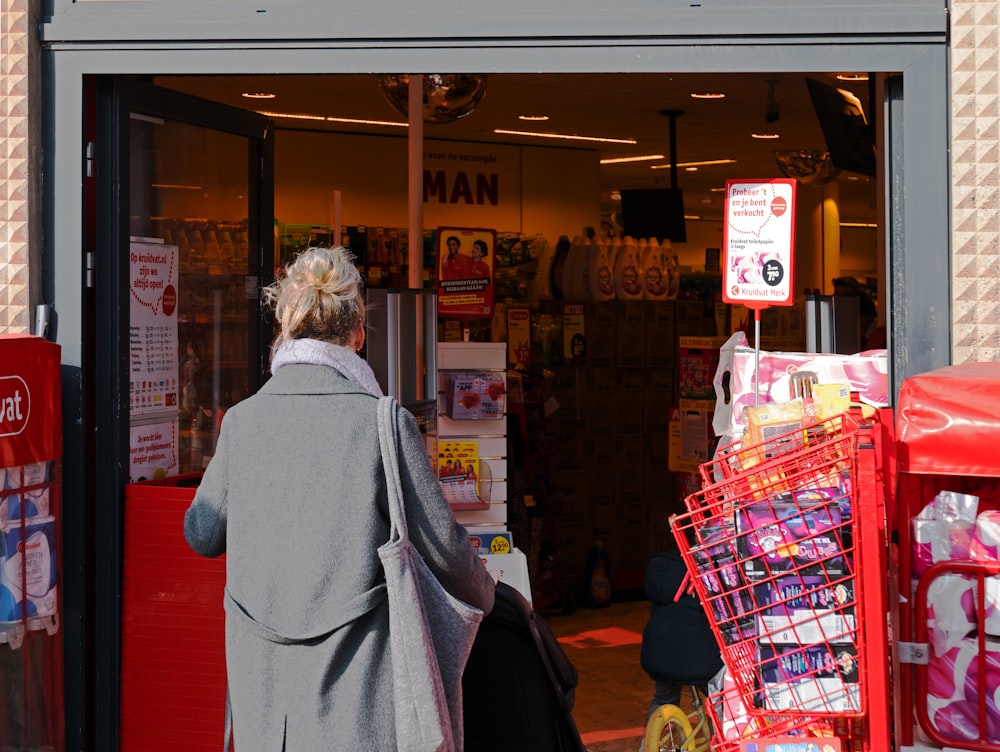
<box><xmin>184</xmin><ymin>246</ymin><xmax>495</xmax><ymax>751</ymax></box>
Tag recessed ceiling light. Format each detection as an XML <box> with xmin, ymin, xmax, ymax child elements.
<box><xmin>650</xmin><ymin>158</ymin><xmax>737</xmax><ymax>170</ymax></box>
<box><xmin>685</xmin><ymin>166</ymin><xmax>699</xmax><ymax>172</ymax></box>
<box><xmin>691</xmin><ymin>92</ymin><xmax>726</xmax><ymax>99</ymax></box>
<box><xmin>518</xmin><ymin>114</ymin><xmax>550</xmax><ymax>121</ymax></box>
<box><xmin>600</xmin><ymin>154</ymin><xmax>666</xmax><ymax>165</ymax></box>
<box><xmin>700</xmin><ymin>198</ymin><xmax>712</xmax><ymax>204</ymax></box>
<box><xmin>494</xmin><ymin>128</ymin><xmax>637</xmax><ymax>145</ymax></box>
<box><xmin>610</xmin><ymin>191</ymin><xmax>622</xmax><ymax>201</ymax></box>
<box><xmin>837</xmin><ymin>73</ymin><xmax>869</xmax><ymax>82</ymax></box>
<box><xmin>242</xmin><ymin>92</ymin><xmax>276</xmax><ymax>99</ymax></box>
<box><xmin>709</xmin><ymin>187</ymin><xmax>726</xmax><ymax>192</ymax></box>
<box><xmin>752</xmin><ymin>132</ymin><xmax>781</xmax><ymax>140</ymax></box>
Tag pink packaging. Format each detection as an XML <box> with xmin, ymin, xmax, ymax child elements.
<box><xmin>927</xmin><ymin>635</ymin><xmax>1000</xmax><ymax>743</ymax></box>
<box><xmin>972</xmin><ymin>510</ymin><xmax>1000</xmax><ymax>563</ymax></box>
<box><xmin>717</xmin><ymin>344</ymin><xmax>888</xmax><ymax>436</ymax></box>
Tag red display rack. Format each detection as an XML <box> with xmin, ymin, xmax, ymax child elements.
<box><xmin>671</xmin><ymin>410</ymin><xmax>891</xmax><ymax>751</ymax></box>
<box><xmin>893</xmin><ymin>362</ymin><xmax>1000</xmax><ymax>752</ymax></box>
<box><xmin>0</xmin><ymin>335</ymin><xmax>65</xmax><ymax>752</ymax></box>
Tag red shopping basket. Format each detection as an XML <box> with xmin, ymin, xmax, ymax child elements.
<box><xmin>672</xmin><ymin>415</ymin><xmax>870</xmax><ymax>748</ymax></box>
<box><xmin>702</xmin><ymin>682</ymin><xmax>868</xmax><ymax>752</ymax></box>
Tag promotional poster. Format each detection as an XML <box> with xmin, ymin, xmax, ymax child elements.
<box><xmin>436</xmin><ymin>227</ymin><xmax>496</xmax><ymax>319</ymax></box>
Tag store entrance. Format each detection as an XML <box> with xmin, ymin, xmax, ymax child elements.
<box><xmin>85</xmin><ymin>77</ymin><xmax>275</xmax><ymax>751</ymax></box>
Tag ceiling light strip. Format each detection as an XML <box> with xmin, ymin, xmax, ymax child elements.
<box><xmin>494</xmin><ymin>128</ymin><xmax>637</xmax><ymax>145</ymax></box>
<box><xmin>256</xmin><ymin>111</ymin><xmax>407</xmax><ymax>127</ymax></box>
<box><xmin>600</xmin><ymin>154</ymin><xmax>665</xmax><ymax>165</ymax></box>
<box><xmin>650</xmin><ymin>159</ymin><xmax>737</xmax><ymax>169</ymax></box>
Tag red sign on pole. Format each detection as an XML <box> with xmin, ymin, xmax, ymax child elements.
<box><xmin>721</xmin><ymin>178</ymin><xmax>797</xmax><ymax>311</ymax></box>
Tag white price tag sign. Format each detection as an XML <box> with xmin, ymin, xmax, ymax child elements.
<box><xmin>722</xmin><ymin>178</ymin><xmax>797</xmax><ymax>309</ymax></box>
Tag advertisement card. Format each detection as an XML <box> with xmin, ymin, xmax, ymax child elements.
<box><xmin>129</xmin><ymin>239</ymin><xmax>179</xmax><ymax>417</ymax></box>
<box><xmin>722</xmin><ymin>178</ymin><xmax>796</xmax><ymax>309</ymax></box>
<box><xmin>437</xmin><ymin>440</ymin><xmax>481</xmax><ymax>504</ymax></box>
<box><xmin>436</xmin><ymin>227</ymin><xmax>496</xmax><ymax>319</ymax></box>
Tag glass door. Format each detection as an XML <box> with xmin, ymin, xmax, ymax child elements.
<box><xmin>100</xmin><ymin>79</ymin><xmax>274</xmax><ymax>479</ymax></box>
<box><xmin>91</xmin><ymin>77</ymin><xmax>273</xmax><ymax>751</ymax></box>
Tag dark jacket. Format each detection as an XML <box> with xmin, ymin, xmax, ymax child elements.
<box><xmin>639</xmin><ymin>548</ymin><xmax>723</xmax><ymax>684</ymax></box>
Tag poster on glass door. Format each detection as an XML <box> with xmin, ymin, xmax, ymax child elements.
<box><xmin>128</xmin><ymin>420</ymin><xmax>179</xmax><ymax>482</ymax></box>
<box><xmin>129</xmin><ymin>239</ymin><xmax>179</xmax><ymax>416</ymax></box>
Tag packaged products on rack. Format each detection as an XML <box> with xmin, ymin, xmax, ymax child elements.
<box><xmin>689</xmin><ymin>522</ymin><xmax>756</xmax><ymax>645</ymax></box>
<box><xmin>0</xmin><ymin>515</ymin><xmax>58</xmax><ymax>623</ymax></box>
<box><xmin>736</xmin><ymin>500</ymin><xmax>848</xmax><ymax>581</ymax></box>
<box><xmin>671</xmin><ymin>410</ymin><xmax>874</xmax><ymax>748</ymax></box>
<box><xmin>754</xmin><ymin>574</ymin><xmax>856</xmax><ymax>645</ymax></box>
<box><xmin>0</xmin><ymin>461</ymin><xmax>51</xmax><ymax>524</ymax></box>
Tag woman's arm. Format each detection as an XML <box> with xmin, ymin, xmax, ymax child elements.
<box><xmin>183</xmin><ymin>418</ymin><xmax>231</xmax><ymax>558</ymax></box>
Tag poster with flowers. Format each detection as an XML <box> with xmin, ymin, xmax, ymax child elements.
<box><xmin>722</xmin><ymin>178</ymin><xmax>796</xmax><ymax>310</ymax></box>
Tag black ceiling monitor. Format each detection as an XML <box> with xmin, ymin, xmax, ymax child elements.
<box><xmin>619</xmin><ymin>188</ymin><xmax>687</xmax><ymax>244</ymax></box>
<box><xmin>805</xmin><ymin>77</ymin><xmax>877</xmax><ymax>178</ymax></box>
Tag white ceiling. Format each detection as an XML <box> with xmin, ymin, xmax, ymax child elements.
<box><xmin>156</xmin><ymin>71</ymin><xmax>878</xmax><ymax>225</ymax></box>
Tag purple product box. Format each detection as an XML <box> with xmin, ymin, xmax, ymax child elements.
<box><xmin>754</xmin><ymin>575</ymin><xmax>857</xmax><ymax>644</ymax></box>
<box><xmin>736</xmin><ymin>501</ymin><xmax>846</xmax><ymax>580</ymax></box>
<box><xmin>773</xmin><ymin>486</ymin><xmax>852</xmax><ymax>526</ymax></box>
<box><xmin>758</xmin><ymin>642</ymin><xmax>859</xmax><ymax>685</ymax></box>
<box><xmin>691</xmin><ymin>523</ymin><xmax>756</xmax><ymax>643</ymax></box>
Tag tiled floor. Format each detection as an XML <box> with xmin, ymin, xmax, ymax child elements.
<box><xmin>544</xmin><ymin>598</ymin><xmax>654</xmax><ymax>752</ymax></box>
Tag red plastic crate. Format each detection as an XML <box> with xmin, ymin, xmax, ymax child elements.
<box><xmin>119</xmin><ymin>476</ymin><xmax>228</xmax><ymax>752</ymax></box>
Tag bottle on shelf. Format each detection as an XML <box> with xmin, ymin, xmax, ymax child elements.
<box><xmin>588</xmin><ymin>235</ymin><xmax>616</xmax><ymax>301</ymax></box>
<box><xmin>614</xmin><ymin>235</ymin><xmax>644</xmax><ymax>300</ymax></box>
<box><xmin>642</xmin><ymin>237</ymin><xmax>669</xmax><ymax>301</ymax></box>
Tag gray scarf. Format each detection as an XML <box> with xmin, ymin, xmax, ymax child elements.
<box><xmin>270</xmin><ymin>338</ymin><xmax>385</xmax><ymax>398</ymax></box>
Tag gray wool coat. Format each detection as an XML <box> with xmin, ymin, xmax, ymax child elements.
<box><xmin>183</xmin><ymin>363</ymin><xmax>496</xmax><ymax>752</ymax></box>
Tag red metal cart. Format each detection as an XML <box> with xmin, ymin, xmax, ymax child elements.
<box><xmin>894</xmin><ymin>362</ymin><xmax>1000</xmax><ymax>751</ymax></box>
<box><xmin>671</xmin><ymin>410</ymin><xmax>892</xmax><ymax>751</ymax></box>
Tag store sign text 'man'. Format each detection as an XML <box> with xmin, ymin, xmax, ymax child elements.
<box><xmin>423</xmin><ymin>170</ymin><xmax>499</xmax><ymax>206</ymax></box>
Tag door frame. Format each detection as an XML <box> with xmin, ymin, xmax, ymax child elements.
<box><xmin>76</xmin><ymin>76</ymin><xmax>274</xmax><ymax>750</ymax></box>
<box><xmin>46</xmin><ymin>40</ymin><xmax>947</xmax><ymax>750</ymax></box>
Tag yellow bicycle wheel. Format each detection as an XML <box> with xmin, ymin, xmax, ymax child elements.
<box><xmin>643</xmin><ymin>703</ymin><xmax>696</xmax><ymax>752</ymax></box>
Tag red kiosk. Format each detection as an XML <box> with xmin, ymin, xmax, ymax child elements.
<box><xmin>0</xmin><ymin>335</ymin><xmax>64</xmax><ymax>752</ymax></box>
<box><xmin>894</xmin><ymin>362</ymin><xmax>1000</xmax><ymax>751</ymax></box>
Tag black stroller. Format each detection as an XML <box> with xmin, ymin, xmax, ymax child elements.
<box><xmin>463</xmin><ymin>582</ymin><xmax>587</xmax><ymax>752</ymax></box>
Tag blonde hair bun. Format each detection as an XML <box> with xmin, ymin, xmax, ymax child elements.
<box><xmin>264</xmin><ymin>246</ymin><xmax>365</xmax><ymax>352</ymax></box>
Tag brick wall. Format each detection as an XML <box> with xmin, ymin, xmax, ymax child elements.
<box><xmin>951</xmin><ymin>1</ymin><xmax>1000</xmax><ymax>362</ymax></box>
<box><xmin>0</xmin><ymin>0</ymin><xmax>31</xmax><ymax>333</ymax></box>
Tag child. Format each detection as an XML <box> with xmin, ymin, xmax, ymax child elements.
<box><xmin>640</xmin><ymin>547</ymin><xmax>724</xmax><ymax>722</ymax></box>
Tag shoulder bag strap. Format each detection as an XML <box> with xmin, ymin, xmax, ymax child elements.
<box><xmin>377</xmin><ymin>395</ymin><xmax>407</xmax><ymax>542</ymax></box>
